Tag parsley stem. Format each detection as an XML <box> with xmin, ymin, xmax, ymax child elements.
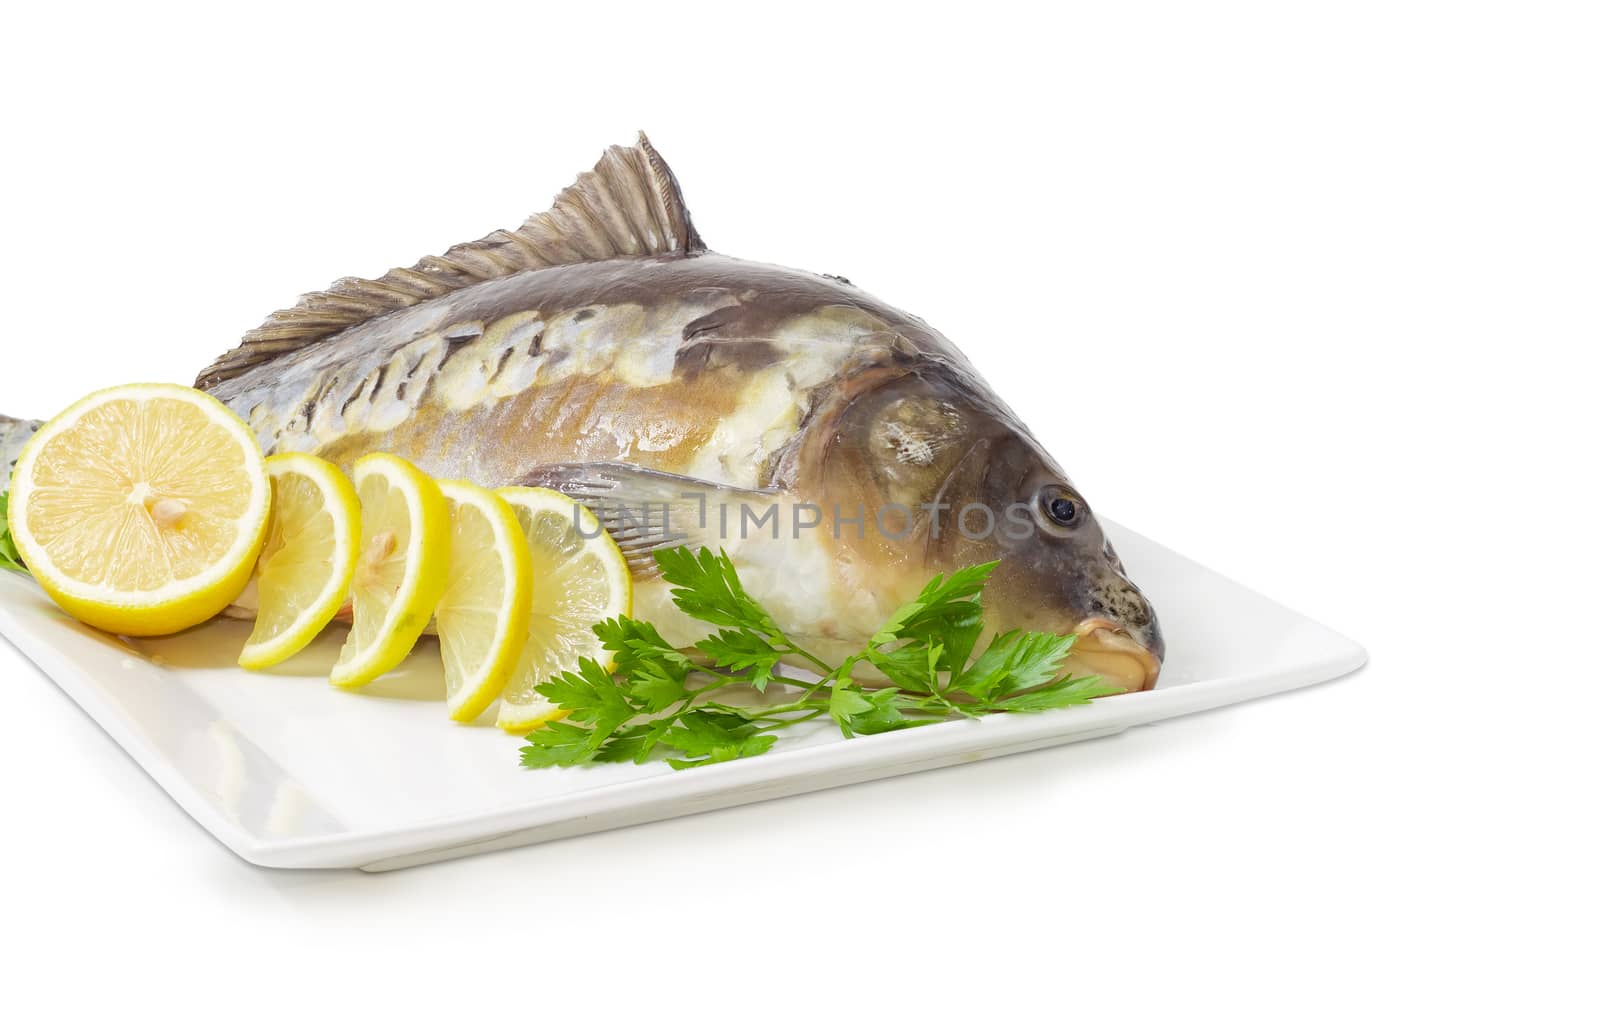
<box><xmin>776</xmin><ymin>639</ymin><xmax>833</xmax><ymax>676</ymax></box>
<box><xmin>766</xmin><ymin>674</ymin><xmax>823</xmax><ymax>692</ymax></box>
<box><xmin>752</xmin><ymin>710</ymin><xmax>828</xmax><ymax>728</ymax></box>
<box><xmin>701</xmin><ymin>699</ymin><xmax>823</xmax><ymax>722</ymax></box>
<box><xmin>747</xmin><ymin>701</ymin><xmax>827</xmax><ymax>719</ymax></box>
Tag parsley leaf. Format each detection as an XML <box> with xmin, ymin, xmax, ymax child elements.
<box><xmin>660</xmin><ymin>712</ymin><xmax>778</xmax><ymax>770</ymax></box>
<box><xmin>697</xmin><ymin>627</ymin><xmax>783</xmax><ymax>692</ymax></box>
<box><xmin>594</xmin><ymin>614</ymin><xmax>693</xmax><ymax>711</ymax></box>
<box><xmin>593</xmin><ymin>720</ymin><xmax>672</xmax><ymax>764</ymax></box>
<box><xmin>0</xmin><ymin>491</ymin><xmax>26</xmax><ymax>574</ymax></box>
<box><xmin>833</xmin><ymin>687</ymin><xmax>939</xmax><ymax>737</ymax></box>
<box><xmin>655</xmin><ymin>547</ymin><xmax>781</xmax><ymax>637</ymax></box>
<box><xmin>949</xmin><ymin>630</ymin><xmax>1081</xmax><ymax>703</ymax></box>
<box><xmin>869</xmin><ymin>561</ymin><xmax>995</xmax><ymax>672</ymax></box>
<box><xmin>536</xmin><ymin>656</ymin><xmax>637</xmax><ymax>747</ymax></box>
<box><xmin>519</xmin><ymin>722</ymin><xmax>599</xmax><ymax>768</ymax></box>
<box><xmin>623</xmin><ymin>662</ymin><xmax>691</xmax><ymax>713</ymax></box>
<box><xmin>827</xmin><ymin>680</ymin><xmax>873</xmax><ymax>730</ymax></box>
<box><xmin>519</xmin><ymin>548</ymin><xmax>1115</xmax><ymax>771</ymax></box>
<box><xmin>867</xmin><ymin>640</ymin><xmax>941</xmax><ymax>696</ymax></box>
<box><xmin>987</xmin><ymin>677</ymin><xmax>1112</xmax><ymax>712</ymax></box>
<box><xmin>596</xmin><ymin>614</ymin><xmax>690</xmax><ymax>671</ymax></box>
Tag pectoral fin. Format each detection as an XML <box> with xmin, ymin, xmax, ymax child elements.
<box><xmin>519</xmin><ymin>462</ymin><xmax>782</xmax><ymax>576</ymax></box>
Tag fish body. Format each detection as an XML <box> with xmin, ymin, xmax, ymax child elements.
<box><xmin>11</xmin><ymin>136</ymin><xmax>1163</xmax><ymax>690</ymax></box>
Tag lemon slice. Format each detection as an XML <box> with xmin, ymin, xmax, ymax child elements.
<box><xmin>495</xmin><ymin>487</ymin><xmax>632</xmax><ymax>733</ymax></box>
<box><xmin>329</xmin><ymin>453</ymin><xmax>449</xmax><ymax>689</ymax></box>
<box><xmin>435</xmin><ymin>480</ymin><xmax>533</xmax><ymax>722</ymax></box>
<box><xmin>237</xmin><ymin>454</ymin><xmax>361</xmax><ymax>670</ymax></box>
<box><xmin>8</xmin><ymin>383</ymin><xmax>269</xmax><ymax>637</ymax></box>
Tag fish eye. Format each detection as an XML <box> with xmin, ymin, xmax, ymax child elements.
<box><xmin>1038</xmin><ymin>486</ymin><xmax>1085</xmax><ymax>530</ymax></box>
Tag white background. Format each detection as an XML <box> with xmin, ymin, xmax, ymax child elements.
<box><xmin>2</xmin><ymin>2</ymin><xmax>1595</xmax><ymax>1029</ymax></box>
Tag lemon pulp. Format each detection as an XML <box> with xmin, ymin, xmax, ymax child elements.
<box><xmin>495</xmin><ymin>487</ymin><xmax>632</xmax><ymax>733</ymax></box>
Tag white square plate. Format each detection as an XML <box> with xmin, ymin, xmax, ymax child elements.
<box><xmin>0</xmin><ymin>521</ymin><xmax>1364</xmax><ymax>870</ymax></box>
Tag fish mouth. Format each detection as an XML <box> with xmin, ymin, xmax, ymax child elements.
<box><xmin>1063</xmin><ymin>618</ymin><xmax>1161</xmax><ymax>693</ymax></box>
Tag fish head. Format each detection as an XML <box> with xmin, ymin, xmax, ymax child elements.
<box><xmin>820</xmin><ymin>367</ymin><xmax>1163</xmax><ymax>693</ymax></box>
<box><xmin>961</xmin><ymin>431</ymin><xmax>1165</xmax><ymax>694</ymax></box>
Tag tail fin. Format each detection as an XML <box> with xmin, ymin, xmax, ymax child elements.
<box><xmin>1</xmin><ymin>415</ymin><xmax>41</xmax><ymax>491</ymax></box>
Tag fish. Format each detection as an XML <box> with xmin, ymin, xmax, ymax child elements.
<box><xmin>3</xmin><ymin>134</ymin><xmax>1163</xmax><ymax>692</ymax></box>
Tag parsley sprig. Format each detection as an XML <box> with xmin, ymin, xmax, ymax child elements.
<box><xmin>0</xmin><ymin>492</ymin><xmax>26</xmax><ymax>574</ymax></box>
<box><xmin>520</xmin><ymin>547</ymin><xmax>1119</xmax><ymax>770</ymax></box>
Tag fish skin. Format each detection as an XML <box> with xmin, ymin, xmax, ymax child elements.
<box><xmin>1</xmin><ymin>417</ymin><xmax>42</xmax><ymax>492</ymax></box>
<box><xmin>212</xmin><ymin>255</ymin><xmax>965</xmax><ymax>488</ymax></box>
<box><xmin>6</xmin><ymin>137</ymin><xmax>1163</xmax><ymax>690</ymax></box>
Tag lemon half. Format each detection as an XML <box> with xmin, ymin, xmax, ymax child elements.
<box><xmin>8</xmin><ymin>383</ymin><xmax>269</xmax><ymax>637</ymax></box>
<box><xmin>495</xmin><ymin>486</ymin><xmax>632</xmax><ymax>733</ymax></box>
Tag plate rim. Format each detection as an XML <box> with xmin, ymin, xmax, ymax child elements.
<box><xmin>0</xmin><ymin>530</ymin><xmax>1367</xmax><ymax>870</ymax></box>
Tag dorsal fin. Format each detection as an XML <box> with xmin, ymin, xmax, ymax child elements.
<box><xmin>195</xmin><ymin>132</ymin><xmax>705</xmax><ymax>391</ymax></box>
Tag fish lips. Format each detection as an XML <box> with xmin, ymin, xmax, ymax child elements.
<box><xmin>1066</xmin><ymin>618</ymin><xmax>1162</xmax><ymax>693</ymax></box>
